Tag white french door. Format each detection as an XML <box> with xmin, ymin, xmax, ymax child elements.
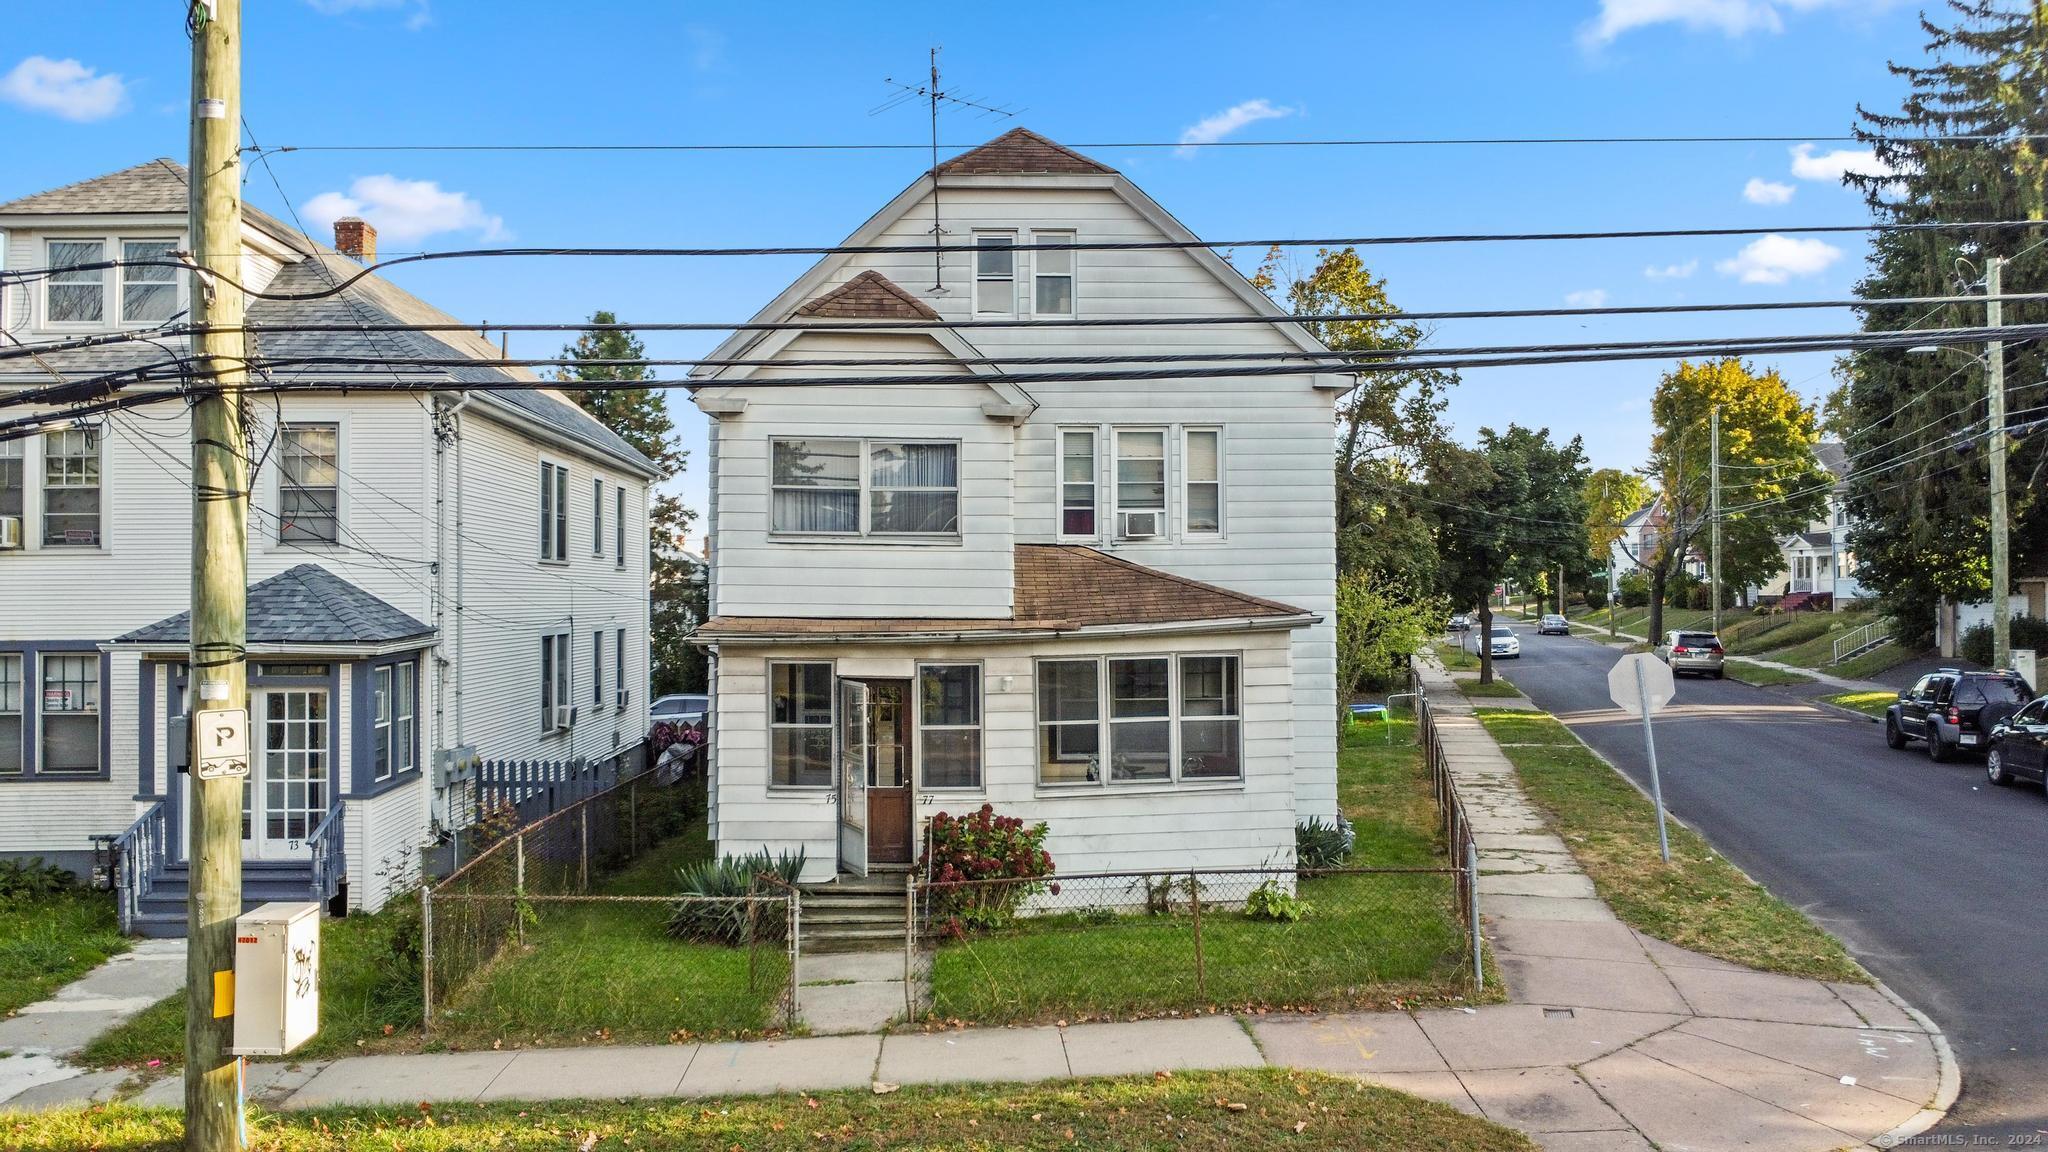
<box><xmin>243</xmin><ymin>688</ymin><xmax>330</xmax><ymax>861</ymax></box>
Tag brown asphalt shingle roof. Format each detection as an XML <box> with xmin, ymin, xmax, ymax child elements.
<box><xmin>694</xmin><ymin>545</ymin><xmax>1311</xmax><ymax>639</ymax></box>
<box><xmin>936</xmin><ymin>128</ymin><xmax>1117</xmax><ymax>177</ymax></box>
<box><xmin>794</xmin><ymin>270</ymin><xmax>941</xmax><ymax>321</ymax></box>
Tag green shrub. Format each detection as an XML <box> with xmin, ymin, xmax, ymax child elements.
<box><xmin>0</xmin><ymin>858</ymin><xmax>76</xmax><ymax>900</ymax></box>
<box><xmin>1960</xmin><ymin>623</ymin><xmax>1993</xmax><ymax>668</ymax></box>
<box><xmin>1618</xmin><ymin>572</ymin><xmax>1650</xmax><ymax>608</ymax></box>
<box><xmin>1243</xmin><ymin>879</ymin><xmax>1312</xmax><ymax>922</ymax></box>
<box><xmin>1966</xmin><ymin>615</ymin><xmax>2048</xmax><ymax>668</ymax></box>
<box><xmin>922</xmin><ymin>805</ymin><xmax>1054</xmax><ymax>934</ymax></box>
<box><xmin>1582</xmin><ymin>586</ymin><xmax>1608</xmax><ymax>610</ymax></box>
<box><xmin>665</xmin><ymin>849</ymin><xmax>804</xmax><ymax>945</ymax></box>
<box><xmin>1295</xmin><ymin>818</ymin><xmax>1353</xmax><ymax>869</ymax></box>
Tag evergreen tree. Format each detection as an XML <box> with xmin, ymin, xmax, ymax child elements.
<box><xmin>1840</xmin><ymin>2</ymin><xmax>2048</xmax><ymax>643</ymax></box>
<box><xmin>556</xmin><ymin>312</ymin><xmax>707</xmax><ymax>694</ymax></box>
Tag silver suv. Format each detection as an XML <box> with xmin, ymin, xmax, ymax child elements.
<box><xmin>1655</xmin><ymin>630</ymin><xmax>1725</xmax><ymax>679</ymax></box>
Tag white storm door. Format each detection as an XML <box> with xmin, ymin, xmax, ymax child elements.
<box><xmin>836</xmin><ymin>679</ymin><xmax>869</xmax><ymax>878</ymax></box>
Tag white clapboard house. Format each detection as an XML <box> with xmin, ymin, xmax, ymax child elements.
<box><xmin>688</xmin><ymin>129</ymin><xmax>1342</xmax><ymax>883</ymax></box>
<box><xmin>0</xmin><ymin>161</ymin><xmax>659</xmax><ymax>932</ymax></box>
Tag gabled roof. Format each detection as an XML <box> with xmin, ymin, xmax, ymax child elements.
<box><xmin>692</xmin><ymin>545</ymin><xmax>1314</xmax><ymax>640</ymax></box>
<box><xmin>0</xmin><ymin>161</ymin><xmax>660</xmax><ymax>479</ymax></box>
<box><xmin>1815</xmin><ymin>440</ymin><xmax>1848</xmax><ymax>478</ymax></box>
<box><xmin>794</xmin><ymin>270</ymin><xmax>941</xmax><ymax>321</ymax></box>
<box><xmin>113</xmin><ymin>564</ymin><xmax>433</xmax><ymax>647</ymax></box>
<box><xmin>935</xmin><ymin>127</ymin><xmax>1118</xmax><ymax>176</ymax></box>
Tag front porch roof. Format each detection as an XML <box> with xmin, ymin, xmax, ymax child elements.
<box><xmin>111</xmin><ymin>564</ymin><xmax>435</xmax><ymax>648</ymax></box>
<box><xmin>693</xmin><ymin>544</ymin><xmax>1318</xmax><ymax>642</ymax></box>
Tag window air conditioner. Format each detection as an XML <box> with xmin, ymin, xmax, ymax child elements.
<box><xmin>1119</xmin><ymin>510</ymin><xmax>1162</xmax><ymax>539</ymax></box>
<box><xmin>0</xmin><ymin>516</ymin><xmax>19</xmax><ymax>550</ymax></box>
<box><xmin>615</xmin><ymin>689</ymin><xmax>629</xmax><ymax>712</ymax></box>
<box><xmin>554</xmin><ymin>705</ymin><xmax>575</xmax><ymax>730</ymax></box>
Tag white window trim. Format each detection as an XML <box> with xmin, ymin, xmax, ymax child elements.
<box><xmin>1109</xmin><ymin>426</ymin><xmax>1169</xmax><ymax>542</ymax></box>
<box><xmin>1055</xmin><ymin>425</ymin><xmax>1100</xmax><ymax>542</ymax></box>
<box><xmin>972</xmin><ymin>231</ymin><xmax>1017</xmax><ymax>317</ymax></box>
<box><xmin>914</xmin><ymin>661</ymin><xmax>985</xmax><ymax>792</ymax></box>
<box><xmin>1029</xmin><ymin>229</ymin><xmax>1076</xmax><ymax>319</ymax></box>
<box><xmin>269</xmin><ymin>414</ymin><xmax>347</xmax><ymax>552</ymax></box>
<box><xmin>539</xmin><ymin>456</ymin><xmax>570</xmax><ymax>564</ymax></box>
<box><xmin>38</xmin><ymin>235</ymin><xmax>185</xmax><ymax>333</ymax></box>
<box><xmin>615</xmin><ymin>486</ymin><xmax>627</xmax><ymax>568</ymax></box>
<box><xmin>614</xmin><ymin>627</ymin><xmax>628</xmax><ymax>713</ymax></box>
<box><xmin>1033</xmin><ymin>652</ymin><xmax>1245</xmax><ymax>793</ymax></box>
<box><xmin>541</xmin><ymin>631</ymin><xmax>572</xmax><ymax>733</ymax></box>
<box><xmin>1181</xmin><ymin>426</ymin><xmax>1225</xmax><ymax>541</ymax></box>
<box><xmin>766</xmin><ymin>660</ymin><xmax>834</xmax><ymax>791</ymax></box>
<box><xmin>768</xmin><ymin>436</ymin><xmax>963</xmax><ymax>542</ymax></box>
<box><xmin>39</xmin><ymin>426</ymin><xmax>105</xmax><ymax>551</ymax></box>
<box><xmin>591</xmin><ymin>476</ymin><xmax>606</xmax><ymax>556</ymax></box>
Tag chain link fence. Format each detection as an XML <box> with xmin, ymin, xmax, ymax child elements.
<box><xmin>421</xmin><ymin>768</ymin><xmax>799</xmax><ymax>1042</ymax></box>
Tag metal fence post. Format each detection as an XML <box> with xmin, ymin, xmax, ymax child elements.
<box><xmin>903</xmin><ymin>871</ymin><xmax>916</xmax><ymax>1021</ymax></box>
<box><xmin>1466</xmin><ymin>839</ymin><xmax>1484</xmax><ymax>991</ymax></box>
<box><xmin>1188</xmin><ymin>871</ymin><xmax>1206</xmax><ymax>1000</ymax></box>
<box><xmin>420</xmin><ymin>885</ymin><xmax>434</xmax><ymax>1035</ymax></box>
<box><xmin>788</xmin><ymin>889</ymin><xmax>801</xmax><ymax>1029</ymax></box>
<box><xmin>514</xmin><ymin>831</ymin><xmax>527</xmax><ymax>945</ymax></box>
<box><xmin>579</xmin><ymin>807</ymin><xmax>589</xmax><ymax>893</ymax></box>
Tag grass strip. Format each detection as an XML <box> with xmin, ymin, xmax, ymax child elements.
<box><xmin>1821</xmin><ymin>690</ymin><xmax>1896</xmax><ymax>719</ymax></box>
<box><xmin>1475</xmin><ymin>710</ymin><xmax>1868</xmax><ymax>984</ymax></box>
<box><xmin>1457</xmin><ymin>677</ymin><xmax>1525</xmax><ymax>699</ymax></box>
<box><xmin>0</xmin><ymin>891</ymin><xmax>127</xmax><ymax>1018</ymax></box>
<box><xmin>0</xmin><ymin>1068</ymin><xmax>1536</xmax><ymax>1152</ymax></box>
<box><xmin>1722</xmin><ymin>659</ymin><xmax>1816</xmax><ymax>687</ymax></box>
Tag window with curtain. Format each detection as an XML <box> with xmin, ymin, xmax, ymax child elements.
<box><xmin>869</xmin><ymin>442</ymin><xmax>958</xmax><ymax>534</ymax></box>
<box><xmin>39</xmin><ymin>652</ymin><xmax>99</xmax><ymax>775</ymax></box>
<box><xmin>1033</xmin><ymin>230</ymin><xmax>1075</xmax><ymax>316</ymax></box>
<box><xmin>46</xmin><ymin>240</ymin><xmax>104</xmax><ymax>323</ymax></box>
<box><xmin>42</xmin><ymin>428</ymin><xmax>101</xmax><ymax>547</ymax></box>
<box><xmin>975</xmin><ymin>234</ymin><xmax>1015</xmax><ymax>315</ymax></box>
<box><xmin>1036</xmin><ymin>659</ymin><xmax>1099</xmax><ymax>785</ymax></box>
<box><xmin>280</xmin><ymin>423</ymin><xmax>340</xmax><ymax>544</ymax></box>
<box><xmin>771</xmin><ymin>439</ymin><xmax>860</xmax><ymax>533</ymax></box>
<box><xmin>1059</xmin><ymin>429</ymin><xmax>1096</xmax><ymax>537</ymax></box>
<box><xmin>1108</xmin><ymin>657</ymin><xmax>1171</xmax><ymax>781</ymax></box>
<box><xmin>592</xmin><ymin>478</ymin><xmax>605</xmax><ymax>555</ymax></box>
<box><xmin>1184</xmin><ymin>429</ymin><xmax>1222</xmax><ymax>535</ymax></box>
<box><xmin>0</xmin><ymin>654</ymin><xmax>20</xmax><ymax>777</ymax></box>
<box><xmin>121</xmin><ymin>240</ymin><xmax>178</xmax><ymax>324</ymax></box>
<box><xmin>1115</xmin><ymin>430</ymin><xmax>1166</xmax><ymax>516</ymax></box>
<box><xmin>919</xmin><ymin>664</ymin><xmax>981</xmax><ymax>788</ymax></box>
<box><xmin>769</xmin><ymin>663</ymin><xmax>832</xmax><ymax>787</ymax></box>
<box><xmin>1178</xmin><ymin>655</ymin><xmax>1241</xmax><ymax>779</ymax></box>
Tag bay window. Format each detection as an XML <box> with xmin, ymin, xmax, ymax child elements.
<box><xmin>1036</xmin><ymin>654</ymin><xmax>1242</xmax><ymax>787</ymax></box>
<box><xmin>769</xmin><ymin>662</ymin><xmax>833</xmax><ymax>787</ymax></box>
<box><xmin>770</xmin><ymin>438</ymin><xmax>958</xmax><ymax>537</ymax></box>
<box><xmin>918</xmin><ymin>664</ymin><xmax>981</xmax><ymax>789</ymax></box>
<box><xmin>1059</xmin><ymin>428</ymin><xmax>1097</xmax><ymax>537</ymax></box>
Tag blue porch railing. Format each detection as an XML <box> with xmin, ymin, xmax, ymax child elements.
<box><xmin>111</xmin><ymin>800</ymin><xmax>169</xmax><ymax>935</ymax></box>
<box><xmin>308</xmin><ymin>802</ymin><xmax>347</xmax><ymax>906</ymax></box>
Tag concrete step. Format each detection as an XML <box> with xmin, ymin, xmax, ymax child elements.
<box><xmin>803</xmin><ymin>909</ymin><xmax>904</xmax><ymax>929</ymax></box>
<box><xmin>800</xmin><ymin>894</ymin><xmax>905</xmax><ymax>911</ymax></box>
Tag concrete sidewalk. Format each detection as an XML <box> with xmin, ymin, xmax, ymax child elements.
<box><xmin>5</xmin><ymin>664</ymin><xmax>1956</xmax><ymax>1151</ymax></box>
<box><xmin>0</xmin><ymin>938</ymin><xmax>186</xmax><ymax>1110</ymax></box>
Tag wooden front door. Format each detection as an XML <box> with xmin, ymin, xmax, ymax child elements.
<box><xmin>865</xmin><ymin>681</ymin><xmax>914</xmax><ymax>865</ymax></box>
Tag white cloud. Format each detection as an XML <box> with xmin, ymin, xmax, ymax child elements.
<box><xmin>302</xmin><ymin>175</ymin><xmax>504</xmax><ymax>245</ymax></box>
<box><xmin>0</xmin><ymin>56</ymin><xmax>127</xmax><ymax>122</ymax></box>
<box><xmin>304</xmin><ymin>0</ymin><xmax>430</xmax><ymax>30</ymax></box>
<box><xmin>1580</xmin><ymin>0</ymin><xmax>1888</xmax><ymax>47</ymax></box>
<box><xmin>1715</xmin><ymin>234</ymin><xmax>1842</xmax><ymax>284</ymax></box>
<box><xmin>1177</xmin><ymin>99</ymin><xmax>1296</xmax><ymax>157</ymax></box>
<box><xmin>1788</xmin><ymin>142</ymin><xmax>1897</xmax><ymax>182</ymax></box>
<box><xmin>1743</xmin><ymin>177</ymin><xmax>1796</xmax><ymax>205</ymax></box>
<box><xmin>1644</xmin><ymin>260</ymin><xmax>1698</xmax><ymax>279</ymax></box>
<box><xmin>1566</xmin><ymin>289</ymin><xmax>1610</xmax><ymax>308</ymax></box>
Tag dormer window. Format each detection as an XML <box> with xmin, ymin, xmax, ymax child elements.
<box><xmin>121</xmin><ymin>241</ymin><xmax>179</xmax><ymax>324</ymax></box>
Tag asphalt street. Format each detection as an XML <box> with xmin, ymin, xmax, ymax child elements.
<box><xmin>1490</xmin><ymin>628</ymin><xmax>2048</xmax><ymax>1140</ymax></box>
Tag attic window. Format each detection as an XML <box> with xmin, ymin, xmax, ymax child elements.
<box><xmin>974</xmin><ymin>234</ymin><xmax>1015</xmax><ymax>315</ymax></box>
<box><xmin>46</xmin><ymin>241</ymin><xmax>105</xmax><ymax>324</ymax></box>
<box><xmin>1032</xmin><ymin>231</ymin><xmax>1075</xmax><ymax>316</ymax></box>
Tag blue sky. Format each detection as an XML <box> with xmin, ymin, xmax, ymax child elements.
<box><xmin>2</xmin><ymin>1</ymin><xmax>1938</xmax><ymax>525</ymax></box>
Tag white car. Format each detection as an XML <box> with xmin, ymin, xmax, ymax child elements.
<box><xmin>1489</xmin><ymin>626</ymin><xmax>1522</xmax><ymax>659</ymax></box>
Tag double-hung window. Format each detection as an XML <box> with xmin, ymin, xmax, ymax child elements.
<box><xmin>770</xmin><ymin>438</ymin><xmax>959</xmax><ymax>537</ymax></box>
<box><xmin>540</xmin><ymin>632</ymin><xmax>571</xmax><ymax>731</ymax></box>
<box><xmin>974</xmin><ymin>234</ymin><xmax>1015</xmax><ymax>315</ymax></box>
<box><xmin>592</xmin><ymin>478</ymin><xmax>605</xmax><ymax>556</ymax></box>
<box><xmin>1032</xmin><ymin>230</ymin><xmax>1075</xmax><ymax>316</ymax></box>
<box><xmin>42</xmin><ymin>428</ymin><xmax>101</xmax><ymax>547</ymax></box>
<box><xmin>918</xmin><ymin>664</ymin><xmax>982</xmax><ymax>789</ymax></box>
<box><xmin>768</xmin><ymin>663</ymin><xmax>832</xmax><ymax>787</ymax></box>
<box><xmin>121</xmin><ymin>240</ymin><xmax>179</xmax><ymax>324</ymax></box>
<box><xmin>592</xmin><ymin>630</ymin><xmax>604</xmax><ymax>707</ymax></box>
<box><xmin>1058</xmin><ymin>428</ymin><xmax>1097</xmax><ymax>537</ymax></box>
<box><xmin>539</xmin><ymin>461</ymin><xmax>568</xmax><ymax>561</ymax></box>
<box><xmin>1036</xmin><ymin>654</ymin><xmax>1242</xmax><ymax>787</ymax></box>
<box><xmin>371</xmin><ymin>662</ymin><xmax>416</xmax><ymax>783</ymax></box>
<box><xmin>279</xmin><ymin>423</ymin><xmax>340</xmax><ymax>544</ymax></box>
<box><xmin>45</xmin><ymin>240</ymin><xmax>105</xmax><ymax>324</ymax></box>
<box><xmin>1183</xmin><ymin>428</ymin><xmax>1222</xmax><ymax>536</ymax></box>
<box><xmin>0</xmin><ymin>440</ymin><xmax>22</xmax><ymax>526</ymax></box>
<box><xmin>615</xmin><ymin>487</ymin><xmax>627</xmax><ymax>568</ymax></box>
<box><xmin>0</xmin><ymin>654</ymin><xmax>21</xmax><ymax>777</ymax></box>
<box><xmin>1113</xmin><ymin>429</ymin><xmax>1166</xmax><ymax>536</ymax></box>
<box><xmin>39</xmin><ymin>652</ymin><xmax>100</xmax><ymax>776</ymax></box>
<box><xmin>614</xmin><ymin>628</ymin><xmax>627</xmax><ymax>712</ymax></box>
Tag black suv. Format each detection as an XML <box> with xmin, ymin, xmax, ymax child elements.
<box><xmin>1885</xmin><ymin>670</ymin><xmax>2034</xmax><ymax>762</ymax></box>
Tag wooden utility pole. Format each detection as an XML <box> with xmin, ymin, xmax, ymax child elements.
<box><xmin>1986</xmin><ymin>256</ymin><xmax>2010</xmax><ymax>671</ymax></box>
<box><xmin>186</xmin><ymin>2</ymin><xmax>247</xmax><ymax>1149</ymax></box>
<box><xmin>1709</xmin><ymin>406</ymin><xmax>1721</xmax><ymax>633</ymax></box>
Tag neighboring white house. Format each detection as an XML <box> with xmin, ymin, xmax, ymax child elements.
<box><xmin>0</xmin><ymin>161</ymin><xmax>660</xmax><ymax>930</ymax></box>
<box><xmin>1759</xmin><ymin>442</ymin><xmax>1868</xmax><ymax>608</ymax></box>
<box><xmin>687</xmin><ymin>129</ymin><xmax>1342</xmax><ymax>883</ymax></box>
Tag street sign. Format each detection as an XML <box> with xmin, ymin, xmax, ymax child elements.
<box><xmin>194</xmin><ymin>708</ymin><xmax>250</xmax><ymax>781</ymax></box>
<box><xmin>1607</xmin><ymin>653</ymin><xmax>1676</xmax><ymax>715</ymax></box>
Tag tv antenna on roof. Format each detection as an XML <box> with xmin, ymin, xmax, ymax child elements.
<box><xmin>872</xmin><ymin>48</ymin><xmax>1022</xmax><ymax>294</ymax></box>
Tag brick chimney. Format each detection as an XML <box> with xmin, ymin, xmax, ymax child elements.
<box><xmin>332</xmin><ymin>217</ymin><xmax>377</xmax><ymax>264</ymax></box>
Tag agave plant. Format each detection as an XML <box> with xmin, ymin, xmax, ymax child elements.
<box><xmin>665</xmin><ymin>849</ymin><xmax>806</xmax><ymax>945</ymax></box>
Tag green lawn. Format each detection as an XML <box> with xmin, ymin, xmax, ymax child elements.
<box><xmin>0</xmin><ymin>1069</ymin><xmax>1537</xmax><ymax>1152</ymax></box>
<box><xmin>1822</xmin><ymin>690</ymin><xmax>1897</xmax><ymax>718</ymax></box>
<box><xmin>1475</xmin><ymin>710</ymin><xmax>1867</xmax><ymax>984</ymax></box>
<box><xmin>926</xmin><ymin>723</ymin><xmax>1486</xmax><ymax>1025</ymax></box>
<box><xmin>1722</xmin><ymin>659</ymin><xmax>1816</xmax><ymax>687</ymax></box>
<box><xmin>1433</xmin><ymin>640</ymin><xmax>1478</xmax><ymax>669</ymax></box>
<box><xmin>0</xmin><ymin>889</ymin><xmax>127</xmax><ymax>1017</ymax></box>
<box><xmin>1457</xmin><ymin>676</ymin><xmax>1524</xmax><ymax>699</ymax></box>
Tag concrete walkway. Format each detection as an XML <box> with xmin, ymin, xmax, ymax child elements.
<box><xmin>0</xmin><ymin>939</ymin><xmax>185</xmax><ymax>1110</ymax></box>
<box><xmin>796</xmin><ymin>949</ymin><xmax>927</xmax><ymax>1036</ymax></box>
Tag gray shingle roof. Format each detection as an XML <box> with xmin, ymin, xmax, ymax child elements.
<box><xmin>1814</xmin><ymin>440</ymin><xmax>1847</xmax><ymax>478</ymax></box>
<box><xmin>113</xmin><ymin>564</ymin><xmax>433</xmax><ymax>646</ymax></box>
<box><xmin>1</xmin><ymin>162</ymin><xmax>658</xmax><ymax>478</ymax></box>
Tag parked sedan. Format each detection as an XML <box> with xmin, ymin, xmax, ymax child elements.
<box><xmin>1538</xmin><ymin>614</ymin><xmax>1570</xmax><ymax>636</ymax></box>
<box><xmin>1447</xmin><ymin>614</ymin><xmax>1473</xmax><ymax>632</ymax></box>
<box><xmin>1985</xmin><ymin>696</ymin><xmax>2048</xmax><ymax>790</ymax></box>
<box><xmin>1654</xmin><ymin>630</ymin><xmax>1725</xmax><ymax>679</ymax></box>
<box><xmin>1489</xmin><ymin>625</ymin><xmax>1522</xmax><ymax>659</ymax></box>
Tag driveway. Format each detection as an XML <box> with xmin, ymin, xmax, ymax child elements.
<box><xmin>1503</xmin><ymin>629</ymin><xmax>2048</xmax><ymax>1141</ymax></box>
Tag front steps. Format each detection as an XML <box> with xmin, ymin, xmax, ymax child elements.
<box><xmin>130</xmin><ymin>860</ymin><xmax>321</xmax><ymax>938</ymax></box>
<box><xmin>798</xmin><ymin>873</ymin><xmax>910</xmax><ymax>954</ymax></box>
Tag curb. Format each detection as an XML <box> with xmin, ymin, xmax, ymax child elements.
<box><xmin>1863</xmin><ymin>978</ymin><xmax>1962</xmax><ymax>1148</ymax></box>
<box><xmin>1812</xmin><ymin>699</ymin><xmax>1884</xmax><ymax>725</ymax></box>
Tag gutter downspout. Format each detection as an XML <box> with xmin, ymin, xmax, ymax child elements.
<box><xmin>432</xmin><ymin>392</ymin><xmax>474</xmax><ymax>752</ymax></box>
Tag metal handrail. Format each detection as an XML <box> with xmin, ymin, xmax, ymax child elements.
<box><xmin>308</xmin><ymin>802</ymin><xmax>347</xmax><ymax>905</ymax></box>
<box><xmin>1832</xmin><ymin>621</ymin><xmax>1891</xmax><ymax>665</ymax></box>
<box><xmin>110</xmin><ymin>800</ymin><xmax>168</xmax><ymax>935</ymax></box>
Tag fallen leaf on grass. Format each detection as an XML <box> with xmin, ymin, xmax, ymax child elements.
<box><xmin>872</xmin><ymin>1082</ymin><xmax>900</xmax><ymax>1095</ymax></box>
<box><xmin>1293</xmin><ymin>1120</ymin><xmax>1308</xmax><ymax>1134</ymax></box>
<box><xmin>577</xmin><ymin>1133</ymin><xmax>598</xmax><ymax>1152</ymax></box>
